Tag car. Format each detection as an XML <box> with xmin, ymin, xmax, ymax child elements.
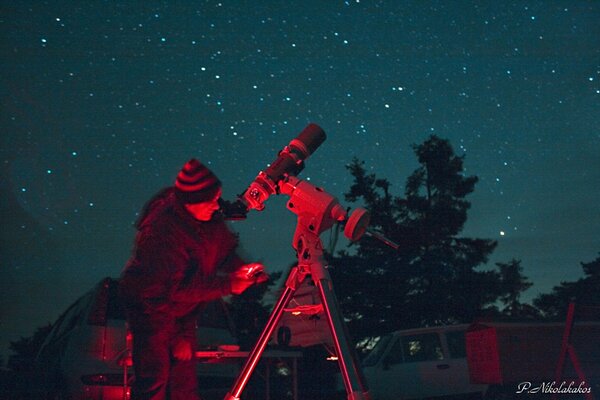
<box><xmin>466</xmin><ymin>321</ymin><xmax>600</xmax><ymax>397</ymax></box>
<box><xmin>353</xmin><ymin>324</ymin><xmax>488</xmax><ymax>400</ymax></box>
<box><xmin>36</xmin><ymin>277</ymin><xmax>239</xmax><ymax>400</ymax></box>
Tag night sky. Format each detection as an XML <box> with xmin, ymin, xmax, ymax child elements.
<box><xmin>1</xmin><ymin>1</ymin><xmax>599</xmax><ymax>360</ymax></box>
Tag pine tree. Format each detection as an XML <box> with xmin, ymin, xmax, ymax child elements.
<box><xmin>534</xmin><ymin>253</ymin><xmax>600</xmax><ymax>319</ymax></box>
<box><xmin>329</xmin><ymin>136</ymin><xmax>506</xmax><ymax>351</ymax></box>
<box><xmin>496</xmin><ymin>259</ymin><xmax>539</xmax><ymax>319</ymax></box>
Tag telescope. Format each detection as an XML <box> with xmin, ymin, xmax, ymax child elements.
<box><xmin>219</xmin><ymin>123</ymin><xmax>399</xmax><ymax>249</ymax></box>
<box><xmin>223</xmin><ymin>123</ymin><xmax>398</xmax><ymax>400</ymax></box>
<box><xmin>241</xmin><ymin>122</ymin><xmax>326</xmax><ymax>211</ymax></box>
<box><xmin>219</xmin><ymin>123</ymin><xmax>326</xmax><ymax>218</ymax></box>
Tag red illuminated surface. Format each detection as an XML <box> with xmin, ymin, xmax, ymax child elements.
<box><xmin>466</xmin><ymin>325</ymin><xmax>502</xmax><ymax>384</ymax></box>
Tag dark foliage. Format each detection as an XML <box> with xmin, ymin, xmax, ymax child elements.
<box><xmin>329</xmin><ymin>136</ymin><xmax>533</xmax><ymax>351</ymax></box>
<box><xmin>534</xmin><ymin>253</ymin><xmax>600</xmax><ymax>320</ymax></box>
<box><xmin>495</xmin><ymin>259</ymin><xmax>540</xmax><ymax>319</ymax></box>
<box><xmin>7</xmin><ymin>324</ymin><xmax>53</xmax><ymax>373</ymax></box>
<box><xmin>1</xmin><ymin>323</ymin><xmax>53</xmax><ymax>400</ymax></box>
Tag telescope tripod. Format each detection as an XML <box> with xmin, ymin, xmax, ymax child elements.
<box><xmin>225</xmin><ymin>177</ymin><xmax>371</xmax><ymax>400</ymax></box>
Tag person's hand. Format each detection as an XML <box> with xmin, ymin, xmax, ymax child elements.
<box><xmin>230</xmin><ymin>263</ymin><xmax>269</xmax><ymax>295</ymax></box>
<box><xmin>172</xmin><ymin>338</ymin><xmax>193</xmax><ymax>361</ymax></box>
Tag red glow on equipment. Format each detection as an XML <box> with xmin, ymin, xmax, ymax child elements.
<box><xmin>225</xmin><ymin>125</ymin><xmax>375</xmax><ymax>400</ymax></box>
<box><xmin>285</xmin><ymin>304</ymin><xmax>324</xmax><ymax>316</ymax></box>
<box><xmin>81</xmin><ymin>374</ymin><xmax>125</xmax><ymax>386</ymax></box>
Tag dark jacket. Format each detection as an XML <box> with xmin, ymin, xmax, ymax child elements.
<box><xmin>120</xmin><ymin>188</ymin><xmax>245</xmax><ymax>334</ymax></box>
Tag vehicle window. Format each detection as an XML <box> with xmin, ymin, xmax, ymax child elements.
<box><xmin>382</xmin><ymin>336</ymin><xmax>405</xmax><ymax>365</ymax></box>
<box><xmin>46</xmin><ymin>307</ymin><xmax>72</xmax><ymax>343</ymax></box>
<box><xmin>401</xmin><ymin>333</ymin><xmax>444</xmax><ymax>362</ymax></box>
<box><xmin>50</xmin><ymin>295</ymin><xmax>89</xmax><ymax>341</ymax></box>
<box><xmin>363</xmin><ymin>334</ymin><xmax>393</xmax><ymax>367</ymax></box>
<box><xmin>88</xmin><ymin>280</ymin><xmax>109</xmax><ymax>325</ymax></box>
<box><xmin>445</xmin><ymin>330</ymin><xmax>467</xmax><ymax>358</ymax></box>
<box><xmin>88</xmin><ymin>278</ymin><xmax>126</xmax><ymax>325</ymax></box>
<box><xmin>106</xmin><ymin>280</ymin><xmax>126</xmax><ymax>320</ymax></box>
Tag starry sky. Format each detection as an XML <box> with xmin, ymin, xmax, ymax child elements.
<box><xmin>1</xmin><ymin>1</ymin><xmax>599</xmax><ymax>361</ymax></box>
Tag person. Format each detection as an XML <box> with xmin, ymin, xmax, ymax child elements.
<box><xmin>119</xmin><ymin>158</ymin><xmax>267</xmax><ymax>400</ymax></box>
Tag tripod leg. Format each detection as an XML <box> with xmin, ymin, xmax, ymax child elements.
<box><xmin>225</xmin><ymin>269</ymin><xmax>303</xmax><ymax>400</ymax></box>
<box><xmin>315</xmin><ymin>276</ymin><xmax>371</xmax><ymax>400</ymax></box>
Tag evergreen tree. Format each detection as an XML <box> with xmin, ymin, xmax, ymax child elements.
<box><xmin>496</xmin><ymin>259</ymin><xmax>540</xmax><ymax>319</ymax></box>
<box><xmin>329</xmin><ymin>136</ymin><xmax>511</xmax><ymax>351</ymax></box>
<box><xmin>534</xmin><ymin>253</ymin><xmax>600</xmax><ymax>319</ymax></box>
<box><xmin>5</xmin><ymin>323</ymin><xmax>53</xmax><ymax>399</ymax></box>
<box><xmin>7</xmin><ymin>323</ymin><xmax>53</xmax><ymax>373</ymax></box>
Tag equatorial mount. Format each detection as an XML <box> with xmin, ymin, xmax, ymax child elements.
<box><xmin>223</xmin><ymin>123</ymin><xmax>396</xmax><ymax>400</ymax></box>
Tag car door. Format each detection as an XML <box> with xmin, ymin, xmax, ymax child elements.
<box><xmin>374</xmin><ymin>332</ymin><xmax>449</xmax><ymax>399</ymax></box>
<box><xmin>442</xmin><ymin>329</ymin><xmax>487</xmax><ymax>396</ymax></box>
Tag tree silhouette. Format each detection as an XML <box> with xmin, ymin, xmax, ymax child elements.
<box><xmin>329</xmin><ymin>135</ymin><xmax>528</xmax><ymax>351</ymax></box>
<box><xmin>496</xmin><ymin>259</ymin><xmax>540</xmax><ymax>319</ymax></box>
<box><xmin>7</xmin><ymin>323</ymin><xmax>53</xmax><ymax>373</ymax></box>
<box><xmin>2</xmin><ymin>323</ymin><xmax>53</xmax><ymax>399</ymax></box>
<box><xmin>534</xmin><ymin>253</ymin><xmax>600</xmax><ymax>319</ymax></box>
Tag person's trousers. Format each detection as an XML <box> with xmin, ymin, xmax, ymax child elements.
<box><xmin>131</xmin><ymin>328</ymin><xmax>200</xmax><ymax>400</ymax></box>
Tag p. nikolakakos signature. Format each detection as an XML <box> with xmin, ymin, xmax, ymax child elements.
<box><xmin>516</xmin><ymin>381</ymin><xmax>592</xmax><ymax>395</ymax></box>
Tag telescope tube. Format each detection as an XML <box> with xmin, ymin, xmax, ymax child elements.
<box><xmin>241</xmin><ymin>123</ymin><xmax>326</xmax><ymax>210</ymax></box>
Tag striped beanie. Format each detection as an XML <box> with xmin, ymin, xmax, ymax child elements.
<box><xmin>174</xmin><ymin>159</ymin><xmax>221</xmax><ymax>204</ymax></box>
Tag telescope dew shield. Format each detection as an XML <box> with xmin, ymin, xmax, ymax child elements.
<box><xmin>241</xmin><ymin>123</ymin><xmax>327</xmax><ymax>210</ymax></box>
<box><xmin>265</xmin><ymin>123</ymin><xmax>326</xmax><ymax>184</ymax></box>
<box><xmin>290</xmin><ymin>123</ymin><xmax>327</xmax><ymax>156</ymax></box>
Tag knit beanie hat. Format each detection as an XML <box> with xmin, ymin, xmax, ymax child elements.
<box><xmin>174</xmin><ymin>159</ymin><xmax>221</xmax><ymax>204</ymax></box>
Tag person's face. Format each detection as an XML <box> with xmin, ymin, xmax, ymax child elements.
<box><xmin>185</xmin><ymin>188</ymin><xmax>222</xmax><ymax>221</ymax></box>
